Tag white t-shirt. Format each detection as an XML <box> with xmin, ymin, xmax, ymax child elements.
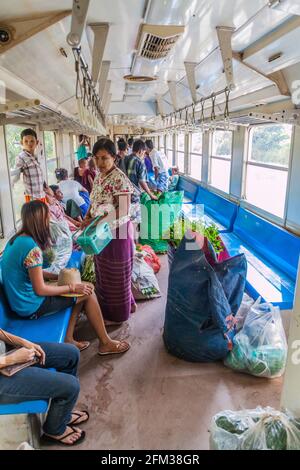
<box><xmin>59</xmin><ymin>180</ymin><xmax>85</xmax><ymax>207</ymax></box>
<box><xmin>149</xmin><ymin>149</ymin><xmax>169</xmax><ymax>174</ymax></box>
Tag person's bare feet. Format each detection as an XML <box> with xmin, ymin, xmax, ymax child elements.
<box><xmin>98</xmin><ymin>339</ymin><xmax>130</xmax><ymax>355</ymax></box>
<box><xmin>65</xmin><ymin>339</ymin><xmax>90</xmax><ymax>352</ymax></box>
<box><xmin>44</xmin><ymin>426</ymin><xmax>83</xmax><ymax>445</ymax></box>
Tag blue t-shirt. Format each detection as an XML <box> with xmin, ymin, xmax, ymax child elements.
<box><xmin>1</xmin><ymin>236</ymin><xmax>45</xmax><ymax>317</ymax></box>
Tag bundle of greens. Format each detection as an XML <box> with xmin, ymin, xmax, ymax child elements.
<box><xmin>81</xmin><ymin>255</ymin><xmax>96</xmax><ymax>284</ymax></box>
<box><xmin>167</xmin><ymin>215</ymin><xmax>224</xmax><ymax>254</ymax></box>
<box><xmin>210</xmin><ymin>408</ymin><xmax>300</xmax><ymax>450</ymax></box>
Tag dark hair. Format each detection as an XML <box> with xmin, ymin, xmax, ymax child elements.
<box><xmin>55</xmin><ymin>168</ymin><xmax>68</xmax><ymax>181</ymax></box>
<box><xmin>93</xmin><ymin>138</ymin><xmax>116</xmax><ymax>158</ymax></box>
<box><xmin>128</xmin><ymin>138</ymin><xmax>134</xmax><ymax>147</ymax></box>
<box><xmin>10</xmin><ymin>201</ymin><xmax>51</xmax><ymax>251</ymax></box>
<box><xmin>133</xmin><ymin>139</ymin><xmax>146</xmax><ymax>154</ymax></box>
<box><xmin>49</xmin><ymin>184</ymin><xmax>59</xmax><ymax>194</ymax></box>
<box><xmin>145</xmin><ymin>139</ymin><xmax>154</xmax><ymax>151</ymax></box>
<box><xmin>79</xmin><ymin>158</ymin><xmax>88</xmax><ymax>166</ymax></box>
<box><xmin>118</xmin><ymin>140</ymin><xmax>127</xmax><ymax>152</ymax></box>
<box><xmin>21</xmin><ymin>128</ymin><xmax>38</xmax><ymax>141</ymax></box>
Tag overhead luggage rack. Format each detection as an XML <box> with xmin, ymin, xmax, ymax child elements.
<box><xmin>0</xmin><ymin>100</ymin><xmax>103</xmax><ymax>134</ymax></box>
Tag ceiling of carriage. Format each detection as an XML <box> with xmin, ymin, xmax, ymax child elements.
<box><xmin>1</xmin><ymin>0</ymin><xmax>300</xmax><ymax>131</ymax></box>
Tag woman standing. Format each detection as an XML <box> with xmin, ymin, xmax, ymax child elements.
<box><xmin>83</xmin><ymin>139</ymin><xmax>136</xmax><ymax>324</ymax></box>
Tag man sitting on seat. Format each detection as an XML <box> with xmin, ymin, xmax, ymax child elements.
<box><xmin>49</xmin><ymin>185</ymin><xmax>82</xmax><ymax>229</ymax></box>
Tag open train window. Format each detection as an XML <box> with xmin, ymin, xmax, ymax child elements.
<box><xmin>209</xmin><ymin>130</ymin><xmax>233</xmax><ymax>193</ymax></box>
<box><xmin>44</xmin><ymin>131</ymin><xmax>58</xmax><ymax>185</ymax></box>
<box><xmin>244</xmin><ymin>124</ymin><xmax>292</xmax><ymax>219</ymax></box>
<box><xmin>190</xmin><ymin>133</ymin><xmax>202</xmax><ymax>181</ymax></box>
<box><xmin>166</xmin><ymin>134</ymin><xmax>173</xmax><ymax>166</ymax></box>
<box><xmin>177</xmin><ymin>133</ymin><xmax>185</xmax><ymax>173</ymax></box>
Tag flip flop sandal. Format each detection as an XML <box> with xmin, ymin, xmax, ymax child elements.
<box><xmin>40</xmin><ymin>426</ymin><xmax>86</xmax><ymax>447</ymax></box>
<box><xmin>79</xmin><ymin>341</ymin><xmax>90</xmax><ymax>352</ymax></box>
<box><xmin>98</xmin><ymin>340</ymin><xmax>130</xmax><ymax>356</ymax></box>
<box><xmin>69</xmin><ymin>410</ymin><xmax>90</xmax><ymax>426</ymax></box>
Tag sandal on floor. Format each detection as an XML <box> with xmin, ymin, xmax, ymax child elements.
<box><xmin>40</xmin><ymin>426</ymin><xmax>86</xmax><ymax>447</ymax></box>
<box><xmin>98</xmin><ymin>340</ymin><xmax>130</xmax><ymax>356</ymax></box>
<box><xmin>68</xmin><ymin>410</ymin><xmax>90</xmax><ymax>426</ymax></box>
<box><xmin>79</xmin><ymin>341</ymin><xmax>90</xmax><ymax>352</ymax></box>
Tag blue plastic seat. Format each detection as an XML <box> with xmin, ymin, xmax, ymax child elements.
<box><xmin>194</xmin><ymin>187</ymin><xmax>238</xmax><ymax>233</ymax></box>
<box><xmin>221</xmin><ymin>208</ymin><xmax>300</xmax><ymax>310</ymax></box>
<box><xmin>177</xmin><ymin>176</ymin><xmax>198</xmax><ymax>203</ymax></box>
<box><xmin>0</xmin><ymin>280</ymin><xmax>72</xmax><ymax>416</ymax></box>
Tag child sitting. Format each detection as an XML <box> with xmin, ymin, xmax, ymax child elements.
<box><xmin>168</xmin><ymin>166</ymin><xmax>179</xmax><ymax>191</ymax></box>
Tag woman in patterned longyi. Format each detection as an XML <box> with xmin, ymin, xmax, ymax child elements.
<box><xmin>83</xmin><ymin>138</ymin><xmax>136</xmax><ymax>324</ymax></box>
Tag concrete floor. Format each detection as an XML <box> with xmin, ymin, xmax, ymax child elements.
<box><xmin>46</xmin><ymin>255</ymin><xmax>283</xmax><ymax>450</ymax></box>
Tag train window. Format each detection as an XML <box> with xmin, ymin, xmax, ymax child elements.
<box><xmin>166</xmin><ymin>134</ymin><xmax>173</xmax><ymax>166</ymax></box>
<box><xmin>44</xmin><ymin>131</ymin><xmax>57</xmax><ymax>185</ymax></box>
<box><xmin>245</xmin><ymin>124</ymin><xmax>292</xmax><ymax>218</ymax></box>
<box><xmin>177</xmin><ymin>133</ymin><xmax>185</xmax><ymax>173</ymax></box>
<box><xmin>209</xmin><ymin>130</ymin><xmax>233</xmax><ymax>193</ymax></box>
<box><xmin>190</xmin><ymin>133</ymin><xmax>202</xmax><ymax>180</ymax></box>
<box><xmin>5</xmin><ymin>125</ymin><xmax>26</xmax><ymax>223</ymax></box>
<box><xmin>73</xmin><ymin>134</ymin><xmax>78</xmax><ymax>153</ymax></box>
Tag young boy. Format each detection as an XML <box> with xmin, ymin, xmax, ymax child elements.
<box><xmin>15</xmin><ymin>128</ymin><xmax>49</xmax><ymax>202</ymax></box>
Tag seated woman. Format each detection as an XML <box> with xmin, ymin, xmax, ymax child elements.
<box><xmin>50</xmin><ymin>185</ymin><xmax>82</xmax><ymax>223</ymax></box>
<box><xmin>1</xmin><ymin>201</ymin><xmax>130</xmax><ymax>355</ymax></box>
<box><xmin>55</xmin><ymin>168</ymin><xmax>90</xmax><ymax>218</ymax></box>
<box><xmin>83</xmin><ymin>157</ymin><xmax>97</xmax><ymax>193</ymax></box>
<box><xmin>74</xmin><ymin>158</ymin><xmax>88</xmax><ymax>186</ymax></box>
<box><xmin>168</xmin><ymin>166</ymin><xmax>179</xmax><ymax>191</ymax></box>
<box><xmin>0</xmin><ymin>330</ymin><xmax>86</xmax><ymax>446</ymax></box>
<box><xmin>46</xmin><ymin>188</ymin><xmax>79</xmax><ymax>233</ymax></box>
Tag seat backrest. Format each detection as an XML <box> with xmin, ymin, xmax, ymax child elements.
<box><xmin>177</xmin><ymin>176</ymin><xmax>198</xmax><ymax>202</ymax></box>
<box><xmin>234</xmin><ymin>208</ymin><xmax>300</xmax><ymax>280</ymax></box>
<box><xmin>195</xmin><ymin>187</ymin><xmax>238</xmax><ymax>231</ymax></box>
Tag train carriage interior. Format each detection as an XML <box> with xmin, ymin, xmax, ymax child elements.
<box><xmin>1</xmin><ymin>0</ymin><xmax>300</xmax><ymax>452</ymax></box>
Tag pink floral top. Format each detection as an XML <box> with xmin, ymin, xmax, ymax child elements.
<box><xmin>90</xmin><ymin>167</ymin><xmax>134</xmax><ymax>229</ymax></box>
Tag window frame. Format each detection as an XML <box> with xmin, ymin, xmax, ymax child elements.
<box><xmin>189</xmin><ymin>132</ymin><xmax>203</xmax><ymax>181</ymax></box>
<box><xmin>208</xmin><ymin>129</ymin><xmax>233</xmax><ymax>194</ymax></box>
<box><xmin>176</xmin><ymin>133</ymin><xmax>185</xmax><ymax>173</ymax></box>
<box><xmin>44</xmin><ymin>131</ymin><xmax>58</xmax><ymax>185</ymax></box>
<box><xmin>242</xmin><ymin>123</ymin><xmax>294</xmax><ymax>223</ymax></box>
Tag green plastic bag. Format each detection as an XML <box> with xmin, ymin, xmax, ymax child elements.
<box><xmin>139</xmin><ymin>191</ymin><xmax>184</xmax><ymax>253</ymax></box>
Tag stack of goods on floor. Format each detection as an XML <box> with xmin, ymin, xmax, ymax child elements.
<box><xmin>139</xmin><ymin>191</ymin><xmax>184</xmax><ymax>253</ymax></box>
<box><xmin>132</xmin><ymin>244</ymin><xmax>161</xmax><ymax>300</ymax></box>
<box><xmin>224</xmin><ymin>300</ymin><xmax>287</xmax><ymax>378</ymax></box>
<box><xmin>163</xmin><ymin>231</ymin><xmax>247</xmax><ymax>362</ymax></box>
<box><xmin>210</xmin><ymin>408</ymin><xmax>300</xmax><ymax>450</ymax></box>
<box><xmin>81</xmin><ymin>255</ymin><xmax>96</xmax><ymax>284</ymax></box>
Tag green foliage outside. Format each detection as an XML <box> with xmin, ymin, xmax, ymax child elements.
<box><xmin>5</xmin><ymin>125</ymin><xmax>22</xmax><ymax>168</ymax></box>
<box><xmin>250</xmin><ymin>124</ymin><xmax>292</xmax><ymax>167</ymax></box>
<box><xmin>212</xmin><ymin>131</ymin><xmax>232</xmax><ymax>158</ymax></box>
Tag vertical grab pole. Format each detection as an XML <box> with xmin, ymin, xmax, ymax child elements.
<box><xmin>281</xmin><ymin>256</ymin><xmax>300</xmax><ymax>417</ymax></box>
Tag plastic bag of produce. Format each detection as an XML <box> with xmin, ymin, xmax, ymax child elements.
<box><xmin>234</xmin><ymin>293</ymin><xmax>257</xmax><ymax>332</ymax></box>
<box><xmin>225</xmin><ymin>301</ymin><xmax>287</xmax><ymax>378</ymax></box>
<box><xmin>43</xmin><ymin>220</ymin><xmax>72</xmax><ymax>275</ymax></box>
<box><xmin>131</xmin><ymin>253</ymin><xmax>161</xmax><ymax>300</ymax></box>
<box><xmin>210</xmin><ymin>407</ymin><xmax>300</xmax><ymax>450</ymax></box>
<box><xmin>136</xmin><ymin>244</ymin><xmax>161</xmax><ymax>274</ymax></box>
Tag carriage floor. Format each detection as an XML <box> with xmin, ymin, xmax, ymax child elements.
<box><xmin>44</xmin><ymin>255</ymin><xmax>283</xmax><ymax>450</ymax></box>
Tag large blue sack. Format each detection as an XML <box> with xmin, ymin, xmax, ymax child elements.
<box><xmin>163</xmin><ymin>234</ymin><xmax>247</xmax><ymax>362</ymax></box>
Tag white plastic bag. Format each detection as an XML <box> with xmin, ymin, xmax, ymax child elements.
<box><xmin>131</xmin><ymin>253</ymin><xmax>161</xmax><ymax>300</ymax></box>
<box><xmin>225</xmin><ymin>301</ymin><xmax>287</xmax><ymax>378</ymax></box>
<box><xmin>210</xmin><ymin>407</ymin><xmax>300</xmax><ymax>450</ymax></box>
<box><xmin>234</xmin><ymin>293</ymin><xmax>256</xmax><ymax>331</ymax></box>
<box><xmin>43</xmin><ymin>220</ymin><xmax>73</xmax><ymax>275</ymax></box>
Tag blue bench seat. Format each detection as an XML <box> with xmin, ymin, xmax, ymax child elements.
<box><xmin>0</xmin><ymin>274</ymin><xmax>73</xmax><ymax>416</ymax></box>
<box><xmin>221</xmin><ymin>208</ymin><xmax>300</xmax><ymax>310</ymax></box>
<box><xmin>180</xmin><ymin>184</ymin><xmax>238</xmax><ymax>233</ymax></box>
<box><xmin>177</xmin><ymin>176</ymin><xmax>198</xmax><ymax>203</ymax></box>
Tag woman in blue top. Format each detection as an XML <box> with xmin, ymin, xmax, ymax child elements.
<box><xmin>1</xmin><ymin>201</ymin><xmax>129</xmax><ymax>356</ymax></box>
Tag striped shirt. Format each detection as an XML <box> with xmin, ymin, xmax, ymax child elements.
<box><xmin>15</xmin><ymin>150</ymin><xmax>45</xmax><ymax>199</ymax></box>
